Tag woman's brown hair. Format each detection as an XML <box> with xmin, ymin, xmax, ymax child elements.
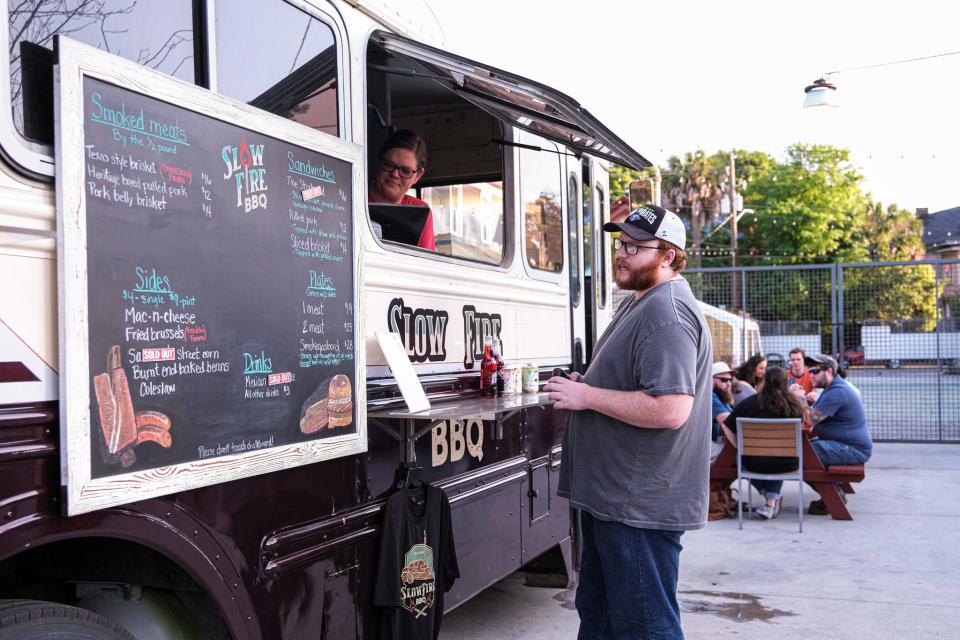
<box><xmin>755</xmin><ymin>366</ymin><xmax>806</xmax><ymax>418</ymax></box>
<box><xmin>736</xmin><ymin>354</ymin><xmax>767</xmax><ymax>387</ymax></box>
<box><xmin>378</xmin><ymin>129</ymin><xmax>428</xmax><ymax>169</ymax></box>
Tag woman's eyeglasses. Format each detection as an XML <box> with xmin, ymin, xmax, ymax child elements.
<box><xmin>614</xmin><ymin>237</ymin><xmax>663</xmax><ymax>256</ymax></box>
<box><xmin>380</xmin><ymin>158</ymin><xmax>419</xmax><ymax>179</ymax></box>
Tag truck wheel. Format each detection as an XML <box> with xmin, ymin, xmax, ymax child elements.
<box><xmin>0</xmin><ymin>599</ymin><xmax>135</xmax><ymax>639</ymax></box>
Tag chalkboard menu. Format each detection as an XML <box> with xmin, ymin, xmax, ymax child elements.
<box><xmin>56</xmin><ymin>38</ymin><xmax>366</xmax><ymax>514</ymax></box>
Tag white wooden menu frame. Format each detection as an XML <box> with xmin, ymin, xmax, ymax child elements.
<box><xmin>55</xmin><ymin>37</ymin><xmax>367</xmax><ymax>515</ymax></box>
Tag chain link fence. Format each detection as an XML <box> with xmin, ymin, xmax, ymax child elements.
<box><xmin>686</xmin><ymin>259</ymin><xmax>960</xmax><ymax>443</ymax></box>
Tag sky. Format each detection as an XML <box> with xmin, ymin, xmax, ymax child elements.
<box><xmin>428</xmin><ymin>0</ymin><xmax>959</xmax><ymax>213</ymax></box>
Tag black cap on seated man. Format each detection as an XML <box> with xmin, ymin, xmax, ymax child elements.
<box><xmin>804</xmin><ymin>353</ymin><xmax>838</xmax><ymax>374</ymax></box>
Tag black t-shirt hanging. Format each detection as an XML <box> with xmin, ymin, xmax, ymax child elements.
<box><xmin>374</xmin><ymin>482</ymin><xmax>459</xmax><ymax>640</ymax></box>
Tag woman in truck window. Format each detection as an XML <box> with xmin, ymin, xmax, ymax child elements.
<box><xmin>369</xmin><ymin>129</ymin><xmax>436</xmax><ymax>250</ymax></box>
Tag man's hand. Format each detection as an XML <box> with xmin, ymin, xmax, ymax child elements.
<box><xmin>545</xmin><ymin>375</ymin><xmax>693</xmax><ymax>429</ymax></box>
<box><xmin>544</xmin><ymin>376</ymin><xmax>591</xmax><ymax>411</ymax></box>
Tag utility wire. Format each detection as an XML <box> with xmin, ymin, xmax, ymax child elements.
<box><xmin>827</xmin><ymin>50</ymin><xmax>960</xmax><ymax>75</ymax></box>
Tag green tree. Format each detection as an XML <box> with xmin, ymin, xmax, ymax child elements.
<box><xmin>741</xmin><ymin>144</ymin><xmax>868</xmax><ymax>263</ymax></box>
<box><xmin>661</xmin><ymin>151</ymin><xmax>725</xmax><ymax>267</ymax></box>
<box><xmin>659</xmin><ymin>149</ymin><xmax>775</xmax><ymax>267</ymax></box>
<box><xmin>846</xmin><ymin>202</ymin><xmax>926</xmax><ymax>262</ymax></box>
<box><xmin>739</xmin><ymin>144</ymin><xmax>935</xmax><ymax>334</ymax></box>
<box><xmin>610</xmin><ymin>144</ymin><xmax>935</xmax><ymax>330</ymax></box>
<box><xmin>841</xmin><ymin>205</ymin><xmax>935</xmax><ymax>330</ymax></box>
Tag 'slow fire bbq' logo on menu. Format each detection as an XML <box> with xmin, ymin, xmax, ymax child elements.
<box><xmin>400</xmin><ymin>535</ymin><xmax>436</xmax><ymax>618</ymax></box>
<box><xmin>222</xmin><ymin>134</ymin><xmax>268</xmax><ymax>212</ymax></box>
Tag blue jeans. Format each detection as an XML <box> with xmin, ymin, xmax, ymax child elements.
<box><xmin>576</xmin><ymin>512</ymin><xmax>684</xmax><ymax>640</ymax></box>
<box><xmin>811</xmin><ymin>439</ymin><xmax>870</xmax><ymax>466</ymax></box>
<box><xmin>750</xmin><ymin>479</ymin><xmax>783</xmax><ymax>500</ymax></box>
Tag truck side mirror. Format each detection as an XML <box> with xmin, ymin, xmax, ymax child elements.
<box><xmin>628</xmin><ymin>178</ymin><xmax>654</xmax><ymax>209</ymax></box>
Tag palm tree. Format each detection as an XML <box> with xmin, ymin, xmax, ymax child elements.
<box><xmin>662</xmin><ymin>151</ymin><xmax>725</xmax><ymax>267</ymax></box>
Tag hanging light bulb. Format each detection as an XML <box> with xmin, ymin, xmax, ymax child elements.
<box><xmin>802</xmin><ymin>77</ymin><xmax>839</xmax><ymax>109</ymax></box>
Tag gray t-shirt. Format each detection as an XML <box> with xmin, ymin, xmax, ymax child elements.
<box><xmin>732</xmin><ymin>380</ymin><xmax>756</xmax><ymax>406</ymax></box>
<box><xmin>557</xmin><ymin>278</ymin><xmax>713</xmax><ymax>531</ymax></box>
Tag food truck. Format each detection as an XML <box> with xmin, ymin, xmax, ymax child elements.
<box><xmin>0</xmin><ymin>1</ymin><xmax>651</xmax><ymax>637</ymax></box>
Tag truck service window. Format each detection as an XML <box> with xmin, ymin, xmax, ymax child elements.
<box><xmin>366</xmin><ymin>38</ymin><xmax>506</xmax><ymax>264</ymax></box>
<box><xmin>419</xmin><ymin>182</ymin><xmax>504</xmax><ymax>262</ymax></box>
<box><xmin>520</xmin><ymin>132</ymin><xmax>564</xmax><ymax>273</ymax></box>
<box><xmin>7</xmin><ymin>0</ymin><xmax>195</xmax><ymax>145</ymax></box>
<box><xmin>215</xmin><ymin>0</ymin><xmax>339</xmax><ymax>137</ymax></box>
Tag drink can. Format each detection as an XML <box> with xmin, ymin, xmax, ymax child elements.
<box><xmin>500</xmin><ymin>366</ymin><xmax>519</xmax><ymax>395</ymax></box>
<box><xmin>522</xmin><ymin>364</ymin><xmax>539</xmax><ymax>393</ymax></box>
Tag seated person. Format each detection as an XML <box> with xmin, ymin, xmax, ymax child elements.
<box><xmin>721</xmin><ymin>366</ymin><xmax>806</xmax><ymax>520</ymax></box>
<box><xmin>787</xmin><ymin>347</ymin><xmax>814</xmax><ymax>395</ymax></box>
<box><xmin>735</xmin><ymin>354</ymin><xmax>767</xmax><ymax>394</ymax></box>
<box><xmin>804</xmin><ymin>354</ymin><xmax>872</xmax><ymax>515</ymax></box>
<box><xmin>711</xmin><ymin>362</ymin><xmax>734</xmax><ymax>442</ymax></box>
<box><xmin>369</xmin><ymin>129</ymin><xmax>435</xmax><ymax>250</ymax></box>
<box><xmin>731</xmin><ymin>377</ymin><xmax>755</xmax><ymax>407</ymax></box>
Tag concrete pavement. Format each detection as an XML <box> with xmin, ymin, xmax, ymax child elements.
<box><xmin>440</xmin><ymin>443</ymin><xmax>960</xmax><ymax>639</ymax></box>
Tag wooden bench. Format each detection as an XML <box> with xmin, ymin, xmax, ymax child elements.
<box><xmin>709</xmin><ymin>441</ymin><xmax>866</xmax><ymax>520</ymax></box>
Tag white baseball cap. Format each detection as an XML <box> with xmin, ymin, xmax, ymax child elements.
<box><xmin>603</xmin><ymin>204</ymin><xmax>686</xmax><ymax>249</ymax></box>
<box><xmin>712</xmin><ymin>362</ymin><xmax>733</xmax><ymax>376</ymax></box>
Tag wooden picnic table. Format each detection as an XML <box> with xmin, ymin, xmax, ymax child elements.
<box><xmin>710</xmin><ymin>426</ymin><xmax>865</xmax><ymax>520</ymax></box>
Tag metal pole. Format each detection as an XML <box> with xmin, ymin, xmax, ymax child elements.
<box><xmin>729</xmin><ymin>152</ymin><xmax>738</xmax><ymax>307</ymax></box>
<box><xmin>830</xmin><ymin>264</ymin><xmax>838</xmax><ymax>357</ymax></box>
<box><xmin>653</xmin><ymin>166</ymin><xmax>662</xmax><ymax>206</ymax></box>
<box><xmin>836</xmin><ymin>265</ymin><xmax>845</xmax><ymax>361</ymax></box>
<box><xmin>935</xmin><ymin>266</ymin><xmax>943</xmax><ymax>441</ymax></box>
<box><xmin>741</xmin><ymin>270</ymin><xmax>748</xmax><ymax>360</ymax></box>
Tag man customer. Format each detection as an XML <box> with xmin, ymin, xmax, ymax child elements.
<box><xmin>805</xmin><ymin>353</ymin><xmax>873</xmax><ymax>515</ymax></box>
<box><xmin>787</xmin><ymin>347</ymin><xmax>814</xmax><ymax>395</ymax></box>
<box><xmin>549</xmin><ymin>204</ymin><xmax>712</xmax><ymax>640</ymax></box>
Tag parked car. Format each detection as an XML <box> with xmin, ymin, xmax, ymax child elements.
<box><xmin>843</xmin><ymin>346</ymin><xmax>865</xmax><ymax>367</ymax></box>
<box><xmin>766</xmin><ymin>353</ymin><xmax>786</xmax><ymax>369</ymax></box>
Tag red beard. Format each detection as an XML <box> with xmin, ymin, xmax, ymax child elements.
<box><xmin>615</xmin><ymin>258</ymin><xmax>661</xmax><ymax>292</ymax></box>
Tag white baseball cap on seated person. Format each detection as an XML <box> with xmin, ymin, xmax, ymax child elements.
<box><xmin>602</xmin><ymin>204</ymin><xmax>687</xmax><ymax>250</ymax></box>
<box><xmin>712</xmin><ymin>362</ymin><xmax>733</xmax><ymax>377</ymax></box>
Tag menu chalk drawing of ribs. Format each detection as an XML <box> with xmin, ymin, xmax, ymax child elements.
<box><xmin>93</xmin><ymin>345</ymin><xmax>173</xmax><ymax>467</ymax></box>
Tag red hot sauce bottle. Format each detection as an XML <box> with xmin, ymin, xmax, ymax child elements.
<box><xmin>480</xmin><ymin>336</ymin><xmax>498</xmax><ymax>397</ymax></box>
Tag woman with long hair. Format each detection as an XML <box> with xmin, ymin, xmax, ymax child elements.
<box><xmin>721</xmin><ymin>365</ymin><xmax>806</xmax><ymax>519</ymax></box>
<box><xmin>735</xmin><ymin>354</ymin><xmax>768</xmax><ymax>392</ymax></box>
<box><xmin>368</xmin><ymin>129</ymin><xmax>435</xmax><ymax>250</ymax></box>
